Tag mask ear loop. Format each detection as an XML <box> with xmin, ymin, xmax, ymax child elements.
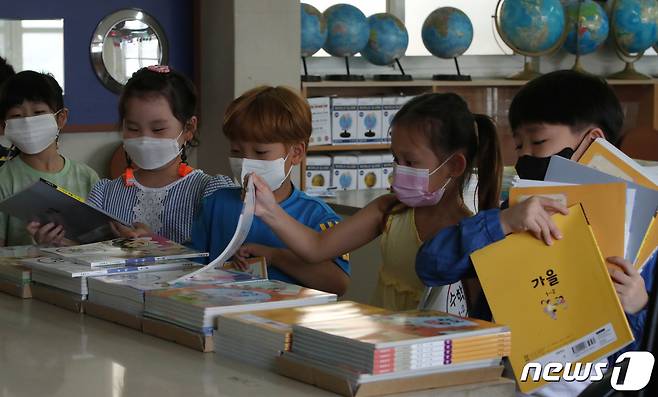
<box><xmin>53</xmin><ymin>109</ymin><xmax>64</xmax><ymax>149</ymax></box>
<box><xmin>178</xmin><ymin>124</ymin><xmax>194</xmax><ymax>177</ymax></box>
<box><xmin>428</xmin><ymin>153</ymin><xmax>455</xmax><ymax>176</ymax></box>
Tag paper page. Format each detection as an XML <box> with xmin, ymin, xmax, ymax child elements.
<box><xmin>171</xmin><ymin>177</ymin><xmax>255</xmax><ymax>283</ymax></box>
<box><xmin>512</xmin><ymin>179</ymin><xmax>576</xmax><ymax>188</ymax></box>
<box><xmin>624</xmin><ymin>189</ymin><xmax>636</xmax><ymax>259</ymax></box>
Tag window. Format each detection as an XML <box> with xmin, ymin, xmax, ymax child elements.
<box><xmin>303</xmin><ymin>0</ymin><xmax>387</xmax><ymax>57</ymax></box>
<box><xmin>0</xmin><ymin>19</ymin><xmax>65</xmax><ymax>90</ymax></box>
<box><xmin>404</xmin><ymin>0</ymin><xmax>511</xmax><ymax>56</ymax></box>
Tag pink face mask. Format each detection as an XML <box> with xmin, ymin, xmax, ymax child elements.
<box><xmin>392</xmin><ymin>155</ymin><xmax>452</xmax><ymax>207</ymax></box>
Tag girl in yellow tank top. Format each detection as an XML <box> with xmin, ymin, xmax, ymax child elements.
<box><xmin>250</xmin><ymin>93</ymin><xmax>503</xmax><ymax>319</ymax></box>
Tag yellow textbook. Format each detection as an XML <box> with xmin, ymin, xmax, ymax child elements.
<box><xmin>471</xmin><ymin>205</ymin><xmax>633</xmax><ymax>393</ymax></box>
<box><xmin>509</xmin><ymin>182</ymin><xmax>626</xmax><ymax>262</ymax></box>
<box><xmin>635</xmin><ymin>211</ymin><xmax>658</xmax><ymax>270</ymax></box>
<box><xmin>578</xmin><ymin>138</ymin><xmax>658</xmax><ymax>190</ymax></box>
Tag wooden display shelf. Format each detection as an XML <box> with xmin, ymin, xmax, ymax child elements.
<box><xmin>299</xmin><ymin>78</ymin><xmax>658</xmax><ymax>191</ymax></box>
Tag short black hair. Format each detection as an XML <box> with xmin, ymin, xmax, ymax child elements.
<box><xmin>0</xmin><ymin>70</ymin><xmax>64</xmax><ymax>120</ymax></box>
<box><xmin>508</xmin><ymin>70</ymin><xmax>624</xmax><ymax>146</ymax></box>
<box><xmin>0</xmin><ymin>57</ymin><xmax>15</xmax><ymax>87</ymax></box>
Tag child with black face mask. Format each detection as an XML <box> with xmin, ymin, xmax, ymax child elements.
<box><xmin>416</xmin><ymin>71</ymin><xmax>655</xmax><ymax>375</ymax></box>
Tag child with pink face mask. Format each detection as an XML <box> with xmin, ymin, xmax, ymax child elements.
<box><xmin>0</xmin><ymin>71</ymin><xmax>98</xmax><ymax>246</ymax></box>
<box><xmin>29</xmin><ymin>66</ymin><xmax>233</xmax><ymax>245</ymax></box>
<box><xmin>249</xmin><ymin>93</ymin><xmax>505</xmax><ymax>312</ymax></box>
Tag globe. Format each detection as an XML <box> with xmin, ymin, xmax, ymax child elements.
<box><xmin>322</xmin><ymin>4</ymin><xmax>369</xmax><ymax>57</ymax></box>
<box><xmin>421</xmin><ymin>7</ymin><xmax>473</xmax><ymax>59</ymax></box>
<box><xmin>498</xmin><ymin>0</ymin><xmax>566</xmax><ymax>55</ymax></box>
<box><xmin>563</xmin><ymin>0</ymin><xmax>609</xmax><ymax>56</ymax></box>
<box><xmin>609</xmin><ymin>0</ymin><xmax>658</xmax><ymax>79</ymax></box>
<box><xmin>301</xmin><ymin>3</ymin><xmax>327</xmax><ymax>57</ymax></box>
<box><xmin>361</xmin><ymin>13</ymin><xmax>409</xmax><ymax>66</ymax></box>
<box><xmin>611</xmin><ymin>0</ymin><xmax>658</xmax><ymax>54</ymax></box>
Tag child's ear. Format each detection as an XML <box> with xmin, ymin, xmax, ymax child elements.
<box><xmin>56</xmin><ymin>108</ymin><xmax>69</xmax><ymax>130</ymax></box>
<box><xmin>448</xmin><ymin>152</ymin><xmax>467</xmax><ymax>177</ymax></box>
<box><xmin>289</xmin><ymin>142</ymin><xmax>306</xmax><ymax>166</ymax></box>
<box><xmin>573</xmin><ymin>128</ymin><xmax>604</xmax><ymax>161</ymax></box>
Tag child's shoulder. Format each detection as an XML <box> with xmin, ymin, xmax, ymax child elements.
<box><xmin>64</xmin><ymin>157</ymin><xmax>98</xmax><ymax>176</ymax></box>
<box><xmin>286</xmin><ymin>188</ymin><xmax>340</xmax><ymax>220</ymax></box>
<box><xmin>190</xmin><ymin>171</ymin><xmax>236</xmax><ymax>197</ymax></box>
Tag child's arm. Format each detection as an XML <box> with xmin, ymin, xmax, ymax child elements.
<box><xmin>235</xmin><ymin>243</ymin><xmax>349</xmax><ymax>295</ymax></box>
<box><xmin>416</xmin><ymin>197</ymin><xmax>568</xmax><ymax>286</ymax></box>
<box><xmin>607</xmin><ymin>252</ymin><xmax>655</xmax><ymax>365</ymax></box>
<box><xmin>252</xmin><ymin>174</ymin><xmax>393</xmax><ymax>264</ymax></box>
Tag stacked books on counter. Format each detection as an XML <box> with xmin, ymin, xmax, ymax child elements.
<box><xmin>214</xmin><ymin>301</ymin><xmax>386</xmax><ymax>369</ymax></box>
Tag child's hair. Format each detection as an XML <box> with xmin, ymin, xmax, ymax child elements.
<box><xmin>0</xmin><ymin>70</ymin><xmax>63</xmax><ymax>120</ymax></box>
<box><xmin>118</xmin><ymin>66</ymin><xmax>198</xmax><ymax>145</ymax></box>
<box><xmin>391</xmin><ymin>93</ymin><xmax>503</xmax><ymax>211</ymax></box>
<box><xmin>0</xmin><ymin>57</ymin><xmax>15</xmax><ymax>87</ymax></box>
<box><xmin>508</xmin><ymin>70</ymin><xmax>624</xmax><ymax>146</ymax></box>
<box><xmin>223</xmin><ymin>85</ymin><xmax>312</xmax><ymax>146</ymax></box>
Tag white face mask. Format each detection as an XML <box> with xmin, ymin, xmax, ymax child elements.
<box><xmin>4</xmin><ymin>112</ymin><xmax>61</xmax><ymax>154</ymax></box>
<box><xmin>229</xmin><ymin>155</ymin><xmax>291</xmax><ymax>191</ymax></box>
<box><xmin>123</xmin><ymin>130</ymin><xmax>183</xmax><ymax>170</ymax></box>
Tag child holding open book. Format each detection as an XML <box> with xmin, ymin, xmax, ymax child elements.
<box><xmin>244</xmin><ymin>92</ymin><xmax>505</xmax><ymax>312</ymax></box>
<box><xmin>190</xmin><ymin>86</ymin><xmax>350</xmax><ymax>295</ymax></box>
<box><xmin>416</xmin><ymin>71</ymin><xmax>656</xmax><ymax>372</ymax></box>
<box><xmin>0</xmin><ymin>71</ymin><xmax>99</xmax><ymax>246</ymax></box>
<box><xmin>29</xmin><ymin>66</ymin><xmax>233</xmax><ymax>245</ymax></box>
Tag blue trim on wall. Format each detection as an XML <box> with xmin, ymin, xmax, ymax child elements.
<box><xmin>1</xmin><ymin>0</ymin><xmax>193</xmax><ymax>126</ymax></box>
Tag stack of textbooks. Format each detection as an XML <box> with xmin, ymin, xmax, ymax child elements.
<box><xmin>22</xmin><ymin>236</ymin><xmax>208</xmax><ymax>305</ymax></box>
<box><xmin>87</xmin><ymin>262</ymin><xmax>267</xmax><ymax>316</ymax></box>
<box><xmin>214</xmin><ymin>301</ymin><xmax>387</xmax><ymax>369</ymax></box>
<box><xmin>0</xmin><ymin>246</ymin><xmax>42</xmax><ymax>298</ymax></box>
<box><xmin>279</xmin><ymin>311</ymin><xmax>510</xmax><ymax>387</ymax></box>
<box><xmin>144</xmin><ymin>280</ymin><xmax>337</xmax><ymax>335</ymax></box>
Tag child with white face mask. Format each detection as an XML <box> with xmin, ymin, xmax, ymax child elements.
<box><xmin>249</xmin><ymin>93</ymin><xmax>505</xmax><ymax>313</ymax></box>
<box><xmin>0</xmin><ymin>71</ymin><xmax>99</xmax><ymax>246</ymax></box>
<box><xmin>189</xmin><ymin>85</ymin><xmax>350</xmax><ymax>296</ymax></box>
<box><xmin>29</xmin><ymin>66</ymin><xmax>233</xmax><ymax>245</ymax></box>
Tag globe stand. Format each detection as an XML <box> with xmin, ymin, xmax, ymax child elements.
<box><xmin>301</xmin><ymin>57</ymin><xmax>321</xmax><ymax>82</ymax></box>
<box><xmin>373</xmin><ymin>59</ymin><xmax>413</xmax><ymax>81</ymax></box>
<box><xmin>609</xmin><ymin>62</ymin><xmax>651</xmax><ymax>80</ymax></box>
<box><xmin>433</xmin><ymin>58</ymin><xmax>471</xmax><ymax>81</ymax></box>
<box><xmin>508</xmin><ymin>57</ymin><xmax>541</xmax><ymax>81</ymax></box>
<box><xmin>326</xmin><ymin>56</ymin><xmax>365</xmax><ymax>81</ymax></box>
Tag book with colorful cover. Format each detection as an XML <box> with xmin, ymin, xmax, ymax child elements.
<box><xmin>470</xmin><ymin>205</ymin><xmax>633</xmax><ymax>393</ymax></box>
<box><xmin>39</xmin><ymin>236</ymin><xmax>208</xmax><ymax>267</ymax></box>
<box><xmin>509</xmin><ymin>182</ymin><xmax>627</xmax><ymax>261</ymax></box>
<box><xmin>0</xmin><ymin>178</ymin><xmax>132</xmax><ymax>244</ymax></box>
<box><xmin>21</xmin><ymin>257</ymin><xmax>200</xmax><ymax>278</ymax></box>
<box><xmin>144</xmin><ymin>280</ymin><xmax>337</xmax><ymax>332</ymax></box>
<box><xmin>221</xmin><ymin>256</ymin><xmax>268</xmax><ymax>280</ymax></box>
<box><xmin>578</xmin><ymin>138</ymin><xmax>658</xmax><ymax>190</ymax></box>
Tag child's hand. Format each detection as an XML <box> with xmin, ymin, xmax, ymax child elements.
<box><xmin>250</xmin><ymin>174</ymin><xmax>280</xmax><ymax>222</ymax></box>
<box><xmin>110</xmin><ymin>222</ymin><xmax>151</xmax><ymax>238</ymax></box>
<box><xmin>27</xmin><ymin>221</ymin><xmax>67</xmax><ymax>246</ymax></box>
<box><xmin>499</xmin><ymin>197</ymin><xmax>569</xmax><ymax>245</ymax></box>
<box><xmin>607</xmin><ymin>256</ymin><xmax>648</xmax><ymax>314</ymax></box>
<box><xmin>234</xmin><ymin>243</ymin><xmax>274</xmax><ymax>271</ymax></box>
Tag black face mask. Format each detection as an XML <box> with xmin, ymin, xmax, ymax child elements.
<box><xmin>514</xmin><ymin>147</ymin><xmax>575</xmax><ymax>181</ymax></box>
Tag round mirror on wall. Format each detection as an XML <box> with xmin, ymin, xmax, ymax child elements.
<box><xmin>90</xmin><ymin>8</ymin><xmax>168</xmax><ymax>93</ymax></box>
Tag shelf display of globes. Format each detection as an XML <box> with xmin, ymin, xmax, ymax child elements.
<box><xmin>300</xmin><ymin>3</ymin><xmax>328</xmax><ymax>82</ymax></box>
<box><xmin>361</xmin><ymin>13</ymin><xmax>411</xmax><ymax>81</ymax></box>
<box><xmin>562</xmin><ymin>0</ymin><xmax>609</xmax><ymax>74</ymax></box>
<box><xmin>495</xmin><ymin>0</ymin><xmax>567</xmax><ymax>80</ymax></box>
<box><xmin>422</xmin><ymin>7</ymin><xmax>474</xmax><ymax>81</ymax></box>
<box><xmin>608</xmin><ymin>0</ymin><xmax>658</xmax><ymax>80</ymax></box>
<box><xmin>322</xmin><ymin>3</ymin><xmax>370</xmax><ymax>81</ymax></box>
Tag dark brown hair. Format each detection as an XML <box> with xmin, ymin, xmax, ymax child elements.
<box><xmin>118</xmin><ymin>67</ymin><xmax>198</xmax><ymax>146</ymax></box>
<box><xmin>392</xmin><ymin>93</ymin><xmax>503</xmax><ymax>211</ymax></box>
<box><xmin>223</xmin><ymin>86</ymin><xmax>311</xmax><ymax>146</ymax></box>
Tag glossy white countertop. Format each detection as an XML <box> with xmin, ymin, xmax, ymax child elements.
<box><xmin>0</xmin><ymin>295</ymin><xmax>514</xmax><ymax>397</ymax></box>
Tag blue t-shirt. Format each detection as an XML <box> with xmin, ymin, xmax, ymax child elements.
<box><xmin>190</xmin><ymin>186</ymin><xmax>350</xmax><ymax>285</ymax></box>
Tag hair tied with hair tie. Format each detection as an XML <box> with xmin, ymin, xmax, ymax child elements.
<box><xmin>147</xmin><ymin>65</ymin><xmax>170</xmax><ymax>74</ymax></box>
